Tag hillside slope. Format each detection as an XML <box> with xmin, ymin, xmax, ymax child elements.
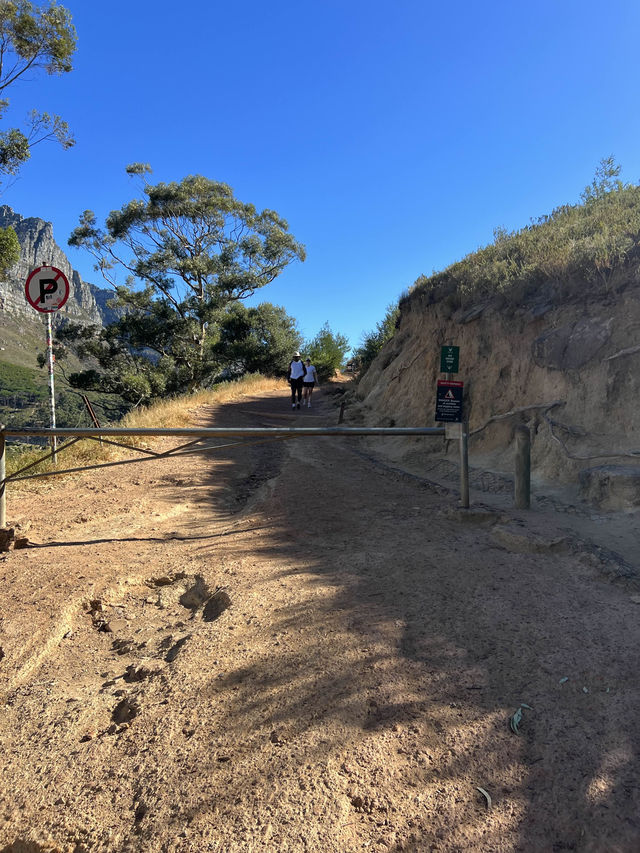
<box><xmin>358</xmin><ymin>269</ymin><xmax>640</xmax><ymax>511</ymax></box>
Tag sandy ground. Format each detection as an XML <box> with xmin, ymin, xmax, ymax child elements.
<box><xmin>1</xmin><ymin>386</ymin><xmax>640</xmax><ymax>853</ymax></box>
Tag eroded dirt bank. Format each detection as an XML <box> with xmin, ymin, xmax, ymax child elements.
<box><xmin>356</xmin><ymin>279</ymin><xmax>640</xmax><ymax>510</ymax></box>
<box><xmin>1</xmin><ymin>388</ymin><xmax>640</xmax><ymax>852</ymax></box>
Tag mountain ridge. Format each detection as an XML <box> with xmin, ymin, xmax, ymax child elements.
<box><xmin>0</xmin><ymin>204</ymin><xmax>116</xmax><ymax>329</ymax></box>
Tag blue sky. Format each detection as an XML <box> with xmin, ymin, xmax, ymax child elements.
<box><xmin>4</xmin><ymin>0</ymin><xmax>640</xmax><ymax>351</ymax></box>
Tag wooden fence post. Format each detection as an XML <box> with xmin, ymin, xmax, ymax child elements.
<box><xmin>459</xmin><ymin>419</ymin><xmax>470</xmax><ymax>508</ymax></box>
<box><xmin>514</xmin><ymin>425</ymin><xmax>531</xmax><ymax>510</ymax></box>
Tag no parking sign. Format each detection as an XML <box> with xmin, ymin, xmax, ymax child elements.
<box><xmin>25</xmin><ymin>265</ymin><xmax>70</xmax><ymax>313</ymax></box>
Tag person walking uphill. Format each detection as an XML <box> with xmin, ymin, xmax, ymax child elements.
<box><xmin>303</xmin><ymin>359</ymin><xmax>318</xmax><ymax>408</ymax></box>
<box><xmin>288</xmin><ymin>351</ymin><xmax>306</xmax><ymax>409</ymax></box>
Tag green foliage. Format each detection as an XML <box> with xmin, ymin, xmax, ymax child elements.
<box><xmin>65</xmin><ymin>167</ymin><xmax>306</xmax><ymax>403</ymax></box>
<box><xmin>0</xmin><ymin>359</ymin><xmax>43</xmax><ymax>396</ymax></box>
<box><xmin>211</xmin><ymin>302</ymin><xmax>302</xmax><ymax>377</ymax></box>
<box><xmin>0</xmin><ymin>1</ymin><xmax>76</xmax><ymax>76</ymax></box>
<box><xmin>0</xmin><ymin>221</ymin><xmax>20</xmax><ymax>272</ymax></box>
<box><xmin>0</xmin><ymin>125</ymin><xmax>28</xmax><ymax>173</ymax></box>
<box><xmin>0</xmin><ymin>355</ymin><xmax>123</xmax><ymax>432</ymax></box>
<box><xmin>69</xmin><ymin>169</ymin><xmax>306</xmax><ymax>308</ymax></box>
<box><xmin>0</xmin><ymin>1</ymin><xmax>76</xmax><ymax>183</ymax></box>
<box><xmin>409</xmin><ymin>157</ymin><xmax>640</xmax><ymax>306</ymax></box>
<box><xmin>55</xmin><ymin>320</ymin><xmax>174</xmax><ymax>405</ymax></box>
<box><xmin>580</xmin><ymin>155</ymin><xmax>625</xmax><ymax>203</ymax></box>
<box><xmin>304</xmin><ymin>322</ymin><xmax>350</xmax><ymax>381</ymax></box>
<box><xmin>353</xmin><ymin>301</ymin><xmax>399</xmax><ymax>375</ymax></box>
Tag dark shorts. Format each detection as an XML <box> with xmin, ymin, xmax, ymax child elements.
<box><xmin>303</xmin><ymin>381</ymin><xmax>315</xmax><ymax>388</ymax></box>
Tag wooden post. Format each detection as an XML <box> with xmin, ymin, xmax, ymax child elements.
<box><xmin>81</xmin><ymin>394</ymin><xmax>102</xmax><ymax>446</ymax></box>
<box><xmin>0</xmin><ymin>425</ymin><xmax>6</xmax><ymax>529</ymax></box>
<box><xmin>459</xmin><ymin>418</ymin><xmax>469</xmax><ymax>508</ymax></box>
<box><xmin>514</xmin><ymin>425</ymin><xmax>531</xmax><ymax>510</ymax></box>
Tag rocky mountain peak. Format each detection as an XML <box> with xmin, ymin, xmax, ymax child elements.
<box><xmin>0</xmin><ymin>205</ymin><xmax>115</xmax><ymax>326</ymax></box>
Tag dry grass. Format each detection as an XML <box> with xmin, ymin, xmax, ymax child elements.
<box><xmin>4</xmin><ymin>374</ymin><xmax>285</xmax><ymax>485</ymax></box>
<box><xmin>121</xmin><ymin>374</ymin><xmax>284</xmax><ymax>429</ymax></box>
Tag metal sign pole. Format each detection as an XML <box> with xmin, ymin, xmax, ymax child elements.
<box><xmin>0</xmin><ymin>425</ymin><xmax>6</xmax><ymax>528</ymax></box>
<box><xmin>24</xmin><ymin>264</ymin><xmax>70</xmax><ymax>468</ymax></box>
<box><xmin>46</xmin><ymin>312</ymin><xmax>57</xmax><ymax>466</ymax></box>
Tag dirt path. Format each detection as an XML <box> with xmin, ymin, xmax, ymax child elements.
<box><xmin>1</xmin><ymin>387</ymin><xmax>640</xmax><ymax>852</ymax></box>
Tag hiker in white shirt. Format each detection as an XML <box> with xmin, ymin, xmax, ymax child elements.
<box><xmin>287</xmin><ymin>351</ymin><xmax>306</xmax><ymax>409</ymax></box>
<box><xmin>302</xmin><ymin>359</ymin><xmax>318</xmax><ymax>408</ymax></box>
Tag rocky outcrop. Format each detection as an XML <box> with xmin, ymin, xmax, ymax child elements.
<box><xmin>532</xmin><ymin>317</ymin><xmax>613</xmax><ymax>370</ymax></box>
<box><xmin>0</xmin><ymin>205</ymin><xmax>115</xmax><ymax>327</ymax></box>
<box><xmin>357</xmin><ymin>280</ymin><xmax>640</xmax><ymax>509</ymax></box>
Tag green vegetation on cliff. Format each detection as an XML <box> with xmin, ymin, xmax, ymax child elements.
<box><xmin>409</xmin><ymin>157</ymin><xmax>640</xmax><ymax>307</ymax></box>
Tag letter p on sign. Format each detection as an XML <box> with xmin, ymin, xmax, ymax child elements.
<box><xmin>25</xmin><ymin>265</ymin><xmax>70</xmax><ymax>313</ymax></box>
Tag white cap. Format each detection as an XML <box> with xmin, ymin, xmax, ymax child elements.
<box><xmin>293</xmin><ymin>351</ymin><xmax>300</xmax><ymax>357</ymax></box>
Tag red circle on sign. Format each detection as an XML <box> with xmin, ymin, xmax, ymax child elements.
<box><xmin>25</xmin><ymin>265</ymin><xmax>70</xmax><ymax>313</ymax></box>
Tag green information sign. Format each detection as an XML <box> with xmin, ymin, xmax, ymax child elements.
<box><xmin>440</xmin><ymin>345</ymin><xmax>459</xmax><ymax>374</ymax></box>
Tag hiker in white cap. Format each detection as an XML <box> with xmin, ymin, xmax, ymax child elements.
<box><xmin>287</xmin><ymin>351</ymin><xmax>306</xmax><ymax>409</ymax></box>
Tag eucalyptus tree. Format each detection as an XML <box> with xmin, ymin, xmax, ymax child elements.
<box><xmin>0</xmin><ymin>0</ymin><xmax>76</xmax><ymax>179</ymax></box>
<box><xmin>63</xmin><ymin>165</ymin><xmax>306</xmax><ymax>402</ymax></box>
<box><xmin>0</xmin><ymin>0</ymin><xmax>76</xmax><ymax>271</ymax></box>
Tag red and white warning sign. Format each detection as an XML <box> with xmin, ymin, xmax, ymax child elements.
<box><xmin>25</xmin><ymin>265</ymin><xmax>70</xmax><ymax>313</ymax></box>
<box><xmin>435</xmin><ymin>379</ymin><xmax>463</xmax><ymax>423</ymax></box>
